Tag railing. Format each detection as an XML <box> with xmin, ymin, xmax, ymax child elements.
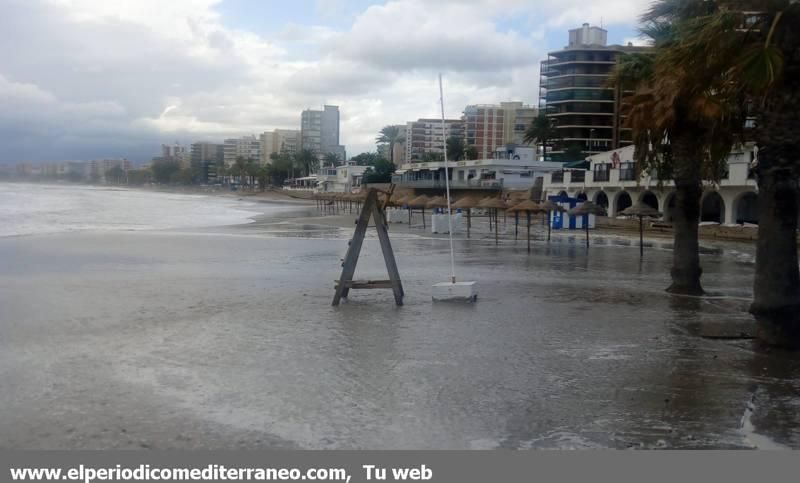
<box><xmin>593</xmin><ymin>170</ymin><xmax>610</xmax><ymax>182</ymax></box>
<box><xmin>392</xmin><ymin>178</ymin><xmax>503</xmax><ymax>190</ymax></box>
<box><xmin>570</xmin><ymin>171</ymin><xmax>586</xmax><ymax>183</ymax></box>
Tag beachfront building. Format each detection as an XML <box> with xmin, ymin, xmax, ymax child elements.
<box><xmin>316</xmin><ymin>162</ymin><xmax>369</xmax><ymax>193</ymax></box>
<box><xmin>161</xmin><ymin>143</ymin><xmax>191</xmax><ymax>168</ymax></box>
<box><xmin>259</xmin><ymin>129</ymin><xmax>299</xmax><ymax>165</ymax></box>
<box><xmin>301</xmin><ymin>105</ymin><xmax>346</xmax><ymax>162</ymax></box>
<box><xmin>393</xmin><ymin>144</ymin><xmax>563</xmax><ymax>191</ymax></box>
<box><xmin>191</xmin><ymin>142</ymin><xmax>224</xmax><ymax>183</ymax></box>
<box><xmin>463</xmin><ymin>102</ymin><xmax>538</xmax><ymax>160</ymax></box>
<box><xmin>539</xmin><ymin>24</ymin><xmax>650</xmax><ymax>160</ymax></box>
<box><xmin>88</xmin><ymin>159</ymin><xmax>131</xmax><ymax>183</ymax></box>
<box><xmin>223</xmin><ymin>135</ymin><xmax>261</xmax><ymax>166</ymax></box>
<box><xmin>541</xmin><ymin>144</ymin><xmax>759</xmax><ymax>225</ymax></box>
<box><xmin>405</xmin><ymin>118</ymin><xmax>464</xmax><ymax>163</ymax></box>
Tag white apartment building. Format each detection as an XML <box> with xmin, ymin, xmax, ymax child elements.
<box><xmin>316</xmin><ymin>162</ymin><xmax>369</xmax><ymax>193</ymax></box>
<box><xmin>542</xmin><ymin>144</ymin><xmax>759</xmax><ymax>225</ymax></box>
<box><xmin>89</xmin><ymin>159</ymin><xmax>131</xmax><ymax>182</ymax></box>
<box><xmin>405</xmin><ymin>118</ymin><xmax>463</xmax><ymax>163</ymax></box>
<box><xmin>223</xmin><ymin>135</ymin><xmax>261</xmax><ymax>166</ymax></box>
<box><xmin>160</xmin><ymin>143</ymin><xmax>190</xmax><ymax>168</ymax></box>
<box><xmin>260</xmin><ymin>129</ymin><xmax>299</xmax><ymax>165</ymax></box>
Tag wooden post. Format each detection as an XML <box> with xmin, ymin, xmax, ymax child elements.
<box><xmin>639</xmin><ymin>216</ymin><xmax>644</xmax><ymax>257</ymax></box>
<box><xmin>494</xmin><ymin>209</ymin><xmax>499</xmax><ymax>246</ymax></box>
<box><xmin>585</xmin><ymin>218</ymin><xmax>590</xmax><ymax>249</ymax></box>
<box><xmin>527</xmin><ymin>211</ymin><xmax>531</xmax><ymax>253</ymax></box>
<box><xmin>333</xmin><ymin>188</ymin><xmax>404</xmax><ymax>306</ymax></box>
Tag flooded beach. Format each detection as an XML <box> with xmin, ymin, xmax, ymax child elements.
<box><xmin>1</xmin><ymin>184</ymin><xmax>799</xmax><ymax>449</ymax></box>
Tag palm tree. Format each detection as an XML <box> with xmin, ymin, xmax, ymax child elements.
<box><xmin>323</xmin><ymin>152</ymin><xmax>341</xmax><ymax>168</ymax></box>
<box><xmin>611</xmin><ymin>0</ymin><xmax>744</xmax><ymax>296</ymax></box>
<box><xmin>523</xmin><ymin>113</ymin><xmax>559</xmax><ymax>160</ymax></box>
<box><xmin>446</xmin><ymin>136</ymin><xmax>466</xmax><ymax>161</ymax></box>
<box><xmin>233</xmin><ymin>156</ymin><xmax>248</xmax><ymax>187</ymax></box>
<box><xmin>376</xmin><ymin>125</ymin><xmax>406</xmax><ymax>165</ymax></box>
<box><xmin>665</xmin><ymin>0</ymin><xmax>800</xmax><ymax>346</ymax></box>
<box><xmin>245</xmin><ymin>159</ymin><xmax>261</xmax><ymax>191</ymax></box>
<box><xmin>295</xmin><ymin>149</ymin><xmax>319</xmax><ymax>177</ymax></box>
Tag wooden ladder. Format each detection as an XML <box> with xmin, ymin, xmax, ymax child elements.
<box><xmin>332</xmin><ymin>187</ymin><xmax>404</xmax><ymax>306</ymax></box>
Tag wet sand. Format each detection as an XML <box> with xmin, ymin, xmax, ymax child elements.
<box><xmin>1</xmin><ymin>201</ymin><xmax>799</xmax><ymax>449</ymax></box>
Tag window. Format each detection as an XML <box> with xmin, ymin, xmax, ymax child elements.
<box><xmin>593</xmin><ymin>163</ymin><xmax>610</xmax><ymax>182</ymax></box>
<box><xmin>619</xmin><ymin>162</ymin><xmax>636</xmax><ymax>181</ymax></box>
<box><xmin>551</xmin><ymin>171</ymin><xmax>564</xmax><ymax>183</ymax></box>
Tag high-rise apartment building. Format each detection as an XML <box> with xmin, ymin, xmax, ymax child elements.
<box><xmin>161</xmin><ymin>143</ymin><xmax>191</xmax><ymax>168</ymax></box>
<box><xmin>190</xmin><ymin>142</ymin><xmax>224</xmax><ymax>182</ymax></box>
<box><xmin>405</xmin><ymin>118</ymin><xmax>463</xmax><ymax>163</ymax></box>
<box><xmin>539</xmin><ymin>23</ymin><xmax>650</xmax><ymax>160</ymax></box>
<box><xmin>259</xmin><ymin>129</ymin><xmax>299</xmax><ymax>165</ymax></box>
<box><xmin>301</xmin><ymin>105</ymin><xmax>345</xmax><ymax>162</ymax></box>
<box><xmin>223</xmin><ymin>135</ymin><xmax>261</xmax><ymax>166</ymax></box>
<box><xmin>463</xmin><ymin>102</ymin><xmax>538</xmax><ymax>159</ymax></box>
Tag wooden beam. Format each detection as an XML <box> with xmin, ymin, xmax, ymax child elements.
<box><xmin>335</xmin><ymin>280</ymin><xmax>394</xmax><ymax>289</ymax></box>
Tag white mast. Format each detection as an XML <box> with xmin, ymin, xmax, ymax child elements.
<box><xmin>439</xmin><ymin>73</ymin><xmax>457</xmax><ymax>284</ymax></box>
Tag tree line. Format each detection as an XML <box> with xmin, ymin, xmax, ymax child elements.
<box><xmin>612</xmin><ymin>0</ymin><xmax>798</xmax><ymax>347</ymax></box>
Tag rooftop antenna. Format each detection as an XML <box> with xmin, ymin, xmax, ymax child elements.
<box><xmin>431</xmin><ymin>73</ymin><xmax>477</xmax><ymax>302</ymax></box>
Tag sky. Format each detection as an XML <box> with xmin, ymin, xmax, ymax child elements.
<box><xmin>0</xmin><ymin>0</ymin><xmax>654</xmax><ymax>164</ymax></box>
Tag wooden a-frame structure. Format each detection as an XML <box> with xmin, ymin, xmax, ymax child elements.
<box><xmin>332</xmin><ymin>187</ymin><xmax>404</xmax><ymax>306</ymax></box>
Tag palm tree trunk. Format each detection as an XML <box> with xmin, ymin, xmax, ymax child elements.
<box><xmin>666</xmin><ymin>137</ymin><xmax>704</xmax><ymax>296</ymax></box>
<box><xmin>750</xmin><ymin>140</ymin><xmax>800</xmax><ymax>347</ymax></box>
<box><xmin>542</xmin><ymin>137</ymin><xmax>546</xmax><ymax>161</ymax></box>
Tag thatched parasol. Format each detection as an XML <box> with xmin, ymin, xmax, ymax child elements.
<box><xmin>620</xmin><ymin>201</ymin><xmax>662</xmax><ymax>256</ymax></box>
<box><xmin>568</xmin><ymin>201</ymin><xmax>608</xmax><ymax>248</ymax></box>
<box><xmin>479</xmin><ymin>197</ymin><xmax>508</xmax><ymax>245</ymax></box>
<box><xmin>452</xmin><ymin>196</ymin><xmax>479</xmax><ymax>238</ymax></box>
<box><xmin>406</xmin><ymin>195</ymin><xmax>431</xmax><ymax>228</ymax></box>
<box><xmin>508</xmin><ymin>200</ymin><xmax>543</xmax><ymax>253</ymax></box>
<box><xmin>538</xmin><ymin>200</ymin><xmax>566</xmax><ymax>241</ymax></box>
<box><xmin>390</xmin><ymin>193</ymin><xmax>411</xmax><ymax>207</ymax></box>
<box><xmin>426</xmin><ymin>196</ymin><xmax>449</xmax><ymax>209</ymax></box>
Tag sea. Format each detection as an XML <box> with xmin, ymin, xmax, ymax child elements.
<box><xmin>0</xmin><ymin>182</ymin><xmax>264</xmax><ymax>238</ymax></box>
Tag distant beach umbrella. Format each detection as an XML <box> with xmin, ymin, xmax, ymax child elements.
<box><xmin>426</xmin><ymin>196</ymin><xmax>449</xmax><ymax>209</ymax></box>
<box><xmin>407</xmin><ymin>195</ymin><xmax>431</xmax><ymax>228</ymax></box>
<box><xmin>390</xmin><ymin>194</ymin><xmax>411</xmax><ymax>207</ymax></box>
<box><xmin>620</xmin><ymin>201</ymin><xmax>662</xmax><ymax>257</ymax></box>
<box><xmin>538</xmin><ymin>200</ymin><xmax>566</xmax><ymax>242</ymax></box>
<box><xmin>567</xmin><ymin>201</ymin><xmax>607</xmax><ymax>248</ymax></box>
<box><xmin>508</xmin><ymin>200</ymin><xmax>543</xmax><ymax>253</ymax></box>
<box><xmin>479</xmin><ymin>197</ymin><xmax>508</xmax><ymax>245</ymax></box>
<box><xmin>453</xmin><ymin>196</ymin><xmax>480</xmax><ymax>238</ymax></box>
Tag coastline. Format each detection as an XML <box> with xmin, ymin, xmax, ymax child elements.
<box><xmin>2</xmin><ymin>185</ymin><xmax>798</xmax><ymax>450</ymax></box>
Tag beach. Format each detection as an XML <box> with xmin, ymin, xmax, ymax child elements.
<box><xmin>1</xmin><ymin>183</ymin><xmax>799</xmax><ymax>450</ymax></box>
